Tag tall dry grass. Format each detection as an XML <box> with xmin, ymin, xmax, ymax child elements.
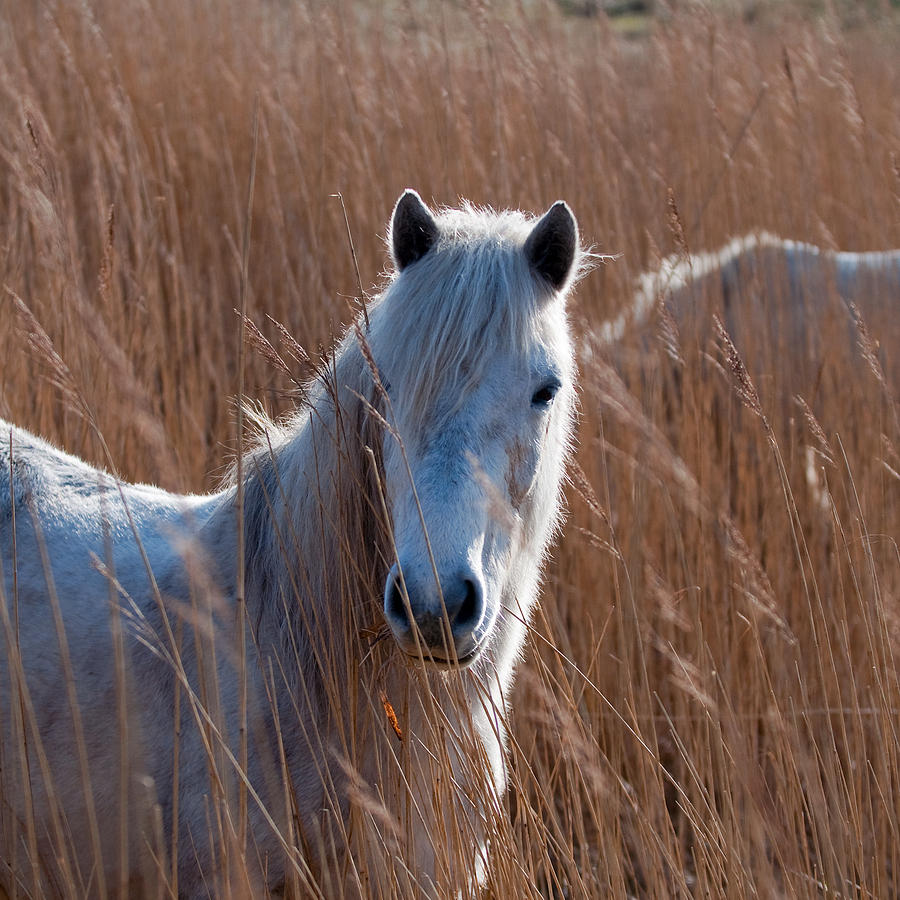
<box><xmin>0</xmin><ymin>0</ymin><xmax>898</xmax><ymax>896</ymax></box>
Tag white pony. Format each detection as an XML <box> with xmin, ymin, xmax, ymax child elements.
<box><xmin>0</xmin><ymin>191</ymin><xmax>583</xmax><ymax>898</ymax></box>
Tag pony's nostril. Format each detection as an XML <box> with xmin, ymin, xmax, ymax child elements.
<box><xmin>453</xmin><ymin>578</ymin><xmax>480</xmax><ymax>630</ymax></box>
<box><xmin>384</xmin><ymin>567</ymin><xmax>411</xmax><ymax>627</ymax></box>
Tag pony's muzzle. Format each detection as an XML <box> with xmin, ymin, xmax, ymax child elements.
<box><xmin>383</xmin><ymin>563</ymin><xmax>485</xmax><ymax>665</ymax></box>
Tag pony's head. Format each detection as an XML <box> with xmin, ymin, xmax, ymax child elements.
<box><xmin>365</xmin><ymin>190</ymin><xmax>580</xmax><ymax>669</ymax></box>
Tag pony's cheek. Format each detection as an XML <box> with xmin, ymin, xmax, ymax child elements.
<box><xmin>505</xmin><ymin>437</ymin><xmax>541</xmax><ymax>512</ymax></box>
<box><xmin>480</xmin><ymin>517</ymin><xmax>518</xmax><ymax>585</ymax></box>
<box><xmin>380</xmin><ymin>450</ymin><xmax>410</xmax><ymax>517</ymax></box>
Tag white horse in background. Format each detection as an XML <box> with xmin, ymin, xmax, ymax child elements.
<box><xmin>597</xmin><ymin>233</ymin><xmax>900</xmax><ymax>358</ymax></box>
<box><xmin>583</xmin><ymin>232</ymin><xmax>900</xmax><ymax>402</ymax></box>
<box><xmin>589</xmin><ymin>232</ymin><xmax>899</xmax><ymax>517</ymax></box>
<box><xmin>0</xmin><ymin>191</ymin><xmax>584</xmax><ymax>897</ymax></box>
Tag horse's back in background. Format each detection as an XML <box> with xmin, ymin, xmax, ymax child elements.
<box><xmin>595</xmin><ymin>234</ymin><xmax>900</xmax><ymax>401</ymax></box>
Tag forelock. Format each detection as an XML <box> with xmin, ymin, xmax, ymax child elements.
<box><xmin>373</xmin><ymin>204</ymin><xmax>548</xmax><ymax>427</ymax></box>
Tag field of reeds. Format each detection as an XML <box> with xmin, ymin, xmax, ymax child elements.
<box><xmin>1</xmin><ymin>0</ymin><xmax>899</xmax><ymax>896</ymax></box>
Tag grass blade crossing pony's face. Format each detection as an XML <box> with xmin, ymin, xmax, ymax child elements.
<box><xmin>369</xmin><ymin>190</ymin><xmax>579</xmax><ymax>670</ymax></box>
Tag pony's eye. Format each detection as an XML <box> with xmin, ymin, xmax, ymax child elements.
<box><xmin>531</xmin><ymin>381</ymin><xmax>560</xmax><ymax>408</ymax></box>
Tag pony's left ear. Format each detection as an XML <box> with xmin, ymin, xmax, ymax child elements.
<box><xmin>524</xmin><ymin>201</ymin><xmax>578</xmax><ymax>292</ymax></box>
<box><xmin>390</xmin><ymin>189</ymin><xmax>440</xmax><ymax>271</ymax></box>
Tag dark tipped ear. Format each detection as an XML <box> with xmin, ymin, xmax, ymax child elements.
<box><xmin>390</xmin><ymin>189</ymin><xmax>439</xmax><ymax>271</ymax></box>
<box><xmin>524</xmin><ymin>201</ymin><xmax>578</xmax><ymax>291</ymax></box>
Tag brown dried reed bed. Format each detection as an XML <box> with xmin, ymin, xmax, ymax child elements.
<box><xmin>0</xmin><ymin>0</ymin><xmax>898</xmax><ymax>896</ymax></box>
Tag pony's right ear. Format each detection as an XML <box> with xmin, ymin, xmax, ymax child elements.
<box><xmin>390</xmin><ymin>189</ymin><xmax>439</xmax><ymax>271</ymax></box>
